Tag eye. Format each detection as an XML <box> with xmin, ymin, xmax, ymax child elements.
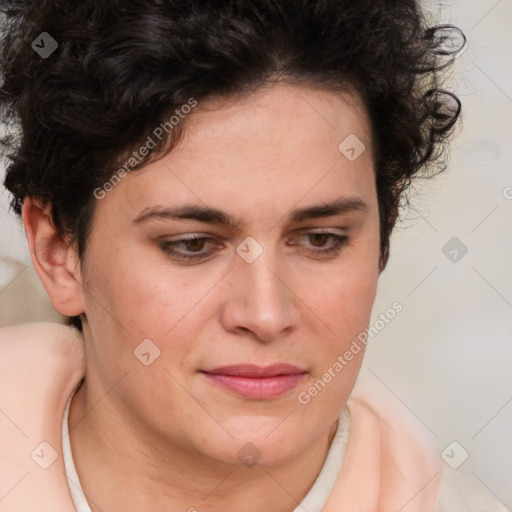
<box><xmin>158</xmin><ymin>230</ymin><xmax>349</xmax><ymax>263</ymax></box>
<box><xmin>293</xmin><ymin>230</ymin><xmax>349</xmax><ymax>257</ymax></box>
<box><xmin>159</xmin><ymin>235</ymin><xmax>221</xmax><ymax>262</ymax></box>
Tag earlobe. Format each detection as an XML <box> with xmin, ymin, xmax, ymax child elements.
<box><xmin>21</xmin><ymin>197</ymin><xmax>85</xmax><ymax>317</ymax></box>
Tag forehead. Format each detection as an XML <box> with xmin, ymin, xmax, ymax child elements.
<box><xmin>93</xmin><ymin>83</ymin><xmax>376</xmax><ymax>226</ymax></box>
<box><xmin>177</xmin><ymin>83</ymin><xmax>372</xmax><ymax>159</ymax></box>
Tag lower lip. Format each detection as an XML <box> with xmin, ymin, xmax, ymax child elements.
<box><xmin>203</xmin><ymin>373</ymin><xmax>306</xmax><ymax>399</ymax></box>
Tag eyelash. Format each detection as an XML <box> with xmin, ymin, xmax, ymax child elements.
<box><xmin>159</xmin><ymin>231</ymin><xmax>349</xmax><ymax>262</ymax></box>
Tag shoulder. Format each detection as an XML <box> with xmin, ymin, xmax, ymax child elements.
<box><xmin>436</xmin><ymin>468</ymin><xmax>510</xmax><ymax>512</ymax></box>
<box><xmin>0</xmin><ymin>322</ymin><xmax>85</xmax><ymax>390</ymax></box>
<box><xmin>351</xmin><ymin>380</ymin><xmax>509</xmax><ymax>511</ymax></box>
<box><xmin>0</xmin><ymin>320</ymin><xmax>80</xmax><ymax>344</ymax></box>
<box><xmin>0</xmin><ymin>321</ymin><xmax>85</xmax><ymax>376</ymax></box>
<box><xmin>0</xmin><ymin>322</ymin><xmax>85</xmax><ymax>512</ymax></box>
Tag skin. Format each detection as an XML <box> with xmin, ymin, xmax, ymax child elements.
<box><xmin>22</xmin><ymin>83</ymin><xmax>381</xmax><ymax>512</ymax></box>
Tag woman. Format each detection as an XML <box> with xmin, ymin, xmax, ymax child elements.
<box><xmin>0</xmin><ymin>1</ymin><xmax>506</xmax><ymax>510</ymax></box>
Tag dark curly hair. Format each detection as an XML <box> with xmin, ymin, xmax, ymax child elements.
<box><xmin>1</xmin><ymin>0</ymin><xmax>463</xmax><ymax>330</ymax></box>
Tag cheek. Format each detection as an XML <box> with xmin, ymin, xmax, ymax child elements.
<box><xmin>83</xmin><ymin>235</ymin><xmax>194</xmax><ymax>335</ymax></box>
<box><xmin>305</xmin><ymin>274</ymin><xmax>377</xmax><ymax>378</ymax></box>
<box><xmin>294</xmin><ymin>262</ymin><xmax>378</xmax><ymax>414</ymax></box>
<box><xmin>90</xmin><ymin>275</ymin><xmax>188</xmax><ymax>349</ymax></box>
<box><xmin>306</xmin><ymin>247</ymin><xmax>380</xmax><ymax>343</ymax></box>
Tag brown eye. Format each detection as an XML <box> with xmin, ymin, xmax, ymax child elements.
<box><xmin>159</xmin><ymin>235</ymin><xmax>220</xmax><ymax>262</ymax></box>
<box><xmin>183</xmin><ymin>238</ymin><xmax>207</xmax><ymax>252</ymax></box>
<box><xmin>294</xmin><ymin>231</ymin><xmax>349</xmax><ymax>257</ymax></box>
<box><xmin>308</xmin><ymin>233</ymin><xmax>331</xmax><ymax>247</ymax></box>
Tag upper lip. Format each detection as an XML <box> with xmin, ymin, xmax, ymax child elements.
<box><xmin>202</xmin><ymin>364</ymin><xmax>306</xmax><ymax>377</ymax></box>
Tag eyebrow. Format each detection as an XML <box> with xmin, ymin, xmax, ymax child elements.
<box><xmin>132</xmin><ymin>197</ymin><xmax>369</xmax><ymax>228</ymax></box>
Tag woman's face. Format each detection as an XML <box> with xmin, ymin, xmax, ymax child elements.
<box><xmin>78</xmin><ymin>83</ymin><xmax>381</xmax><ymax>466</ymax></box>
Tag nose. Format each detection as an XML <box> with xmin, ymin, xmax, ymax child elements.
<box><xmin>220</xmin><ymin>247</ymin><xmax>300</xmax><ymax>343</ymax></box>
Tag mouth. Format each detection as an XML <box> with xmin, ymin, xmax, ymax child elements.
<box><xmin>201</xmin><ymin>364</ymin><xmax>307</xmax><ymax>400</ymax></box>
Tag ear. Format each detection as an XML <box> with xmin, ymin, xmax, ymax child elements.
<box><xmin>21</xmin><ymin>197</ymin><xmax>85</xmax><ymax>317</ymax></box>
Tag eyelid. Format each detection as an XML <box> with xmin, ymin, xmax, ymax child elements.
<box><xmin>160</xmin><ymin>228</ymin><xmax>347</xmax><ymax>244</ymax></box>
<box><xmin>293</xmin><ymin>226</ymin><xmax>347</xmax><ymax>235</ymax></box>
<box><xmin>290</xmin><ymin>230</ymin><xmax>348</xmax><ymax>245</ymax></box>
<box><xmin>288</xmin><ymin>227</ymin><xmax>348</xmax><ymax>242</ymax></box>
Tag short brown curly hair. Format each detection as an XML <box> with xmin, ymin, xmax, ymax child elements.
<box><xmin>1</xmin><ymin>0</ymin><xmax>463</xmax><ymax>321</ymax></box>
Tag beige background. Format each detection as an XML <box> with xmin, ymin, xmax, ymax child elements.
<box><xmin>1</xmin><ymin>0</ymin><xmax>511</xmax><ymax>507</ymax></box>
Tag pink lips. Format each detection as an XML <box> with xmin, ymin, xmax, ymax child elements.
<box><xmin>202</xmin><ymin>364</ymin><xmax>307</xmax><ymax>399</ymax></box>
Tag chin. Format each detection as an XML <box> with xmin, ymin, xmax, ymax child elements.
<box><xmin>209</xmin><ymin>439</ymin><xmax>305</xmax><ymax>469</ymax></box>
<box><xmin>205</xmin><ymin>416</ymin><xmax>315</xmax><ymax>467</ymax></box>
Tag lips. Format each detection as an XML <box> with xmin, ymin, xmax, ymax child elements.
<box><xmin>201</xmin><ymin>364</ymin><xmax>307</xmax><ymax>399</ymax></box>
<box><xmin>203</xmin><ymin>364</ymin><xmax>306</xmax><ymax>377</ymax></box>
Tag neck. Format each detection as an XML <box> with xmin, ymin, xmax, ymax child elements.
<box><xmin>68</xmin><ymin>378</ymin><xmax>339</xmax><ymax>512</ymax></box>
